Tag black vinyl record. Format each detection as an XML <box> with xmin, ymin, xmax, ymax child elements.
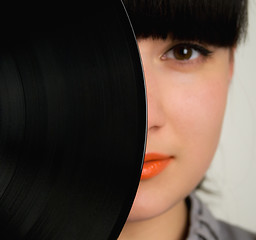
<box><xmin>0</xmin><ymin>1</ymin><xmax>146</xmax><ymax>240</ymax></box>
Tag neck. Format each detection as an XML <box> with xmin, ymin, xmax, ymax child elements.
<box><xmin>118</xmin><ymin>200</ymin><xmax>189</xmax><ymax>240</ymax></box>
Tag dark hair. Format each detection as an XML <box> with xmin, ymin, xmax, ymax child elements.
<box><xmin>122</xmin><ymin>0</ymin><xmax>248</xmax><ymax>47</ymax></box>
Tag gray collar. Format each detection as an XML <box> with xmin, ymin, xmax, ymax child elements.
<box><xmin>186</xmin><ymin>192</ymin><xmax>220</xmax><ymax>240</ymax></box>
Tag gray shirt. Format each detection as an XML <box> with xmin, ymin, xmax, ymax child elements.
<box><xmin>186</xmin><ymin>193</ymin><xmax>256</xmax><ymax>240</ymax></box>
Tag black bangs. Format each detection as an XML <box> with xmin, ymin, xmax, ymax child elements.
<box><xmin>122</xmin><ymin>0</ymin><xmax>248</xmax><ymax>47</ymax></box>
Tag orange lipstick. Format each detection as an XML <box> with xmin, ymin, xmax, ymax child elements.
<box><xmin>141</xmin><ymin>153</ymin><xmax>172</xmax><ymax>180</ymax></box>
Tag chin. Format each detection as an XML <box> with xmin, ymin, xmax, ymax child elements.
<box><xmin>126</xmin><ymin>167</ymin><xmax>205</xmax><ymax>223</ymax></box>
<box><xmin>126</xmin><ymin>182</ymin><xmax>181</xmax><ymax>222</ymax></box>
<box><xmin>127</xmin><ymin>201</ymin><xmax>165</xmax><ymax>222</ymax></box>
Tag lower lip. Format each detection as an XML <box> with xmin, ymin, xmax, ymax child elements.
<box><xmin>141</xmin><ymin>158</ymin><xmax>172</xmax><ymax>180</ymax></box>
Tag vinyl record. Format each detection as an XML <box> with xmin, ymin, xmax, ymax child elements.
<box><xmin>0</xmin><ymin>2</ymin><xmax>146</xmax><ymax>240</ymax></box>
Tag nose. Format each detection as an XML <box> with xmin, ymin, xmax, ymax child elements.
<box><xmin>137</xmin><ymin>39</ymin><xmax>166</xmax><ymax>132</ymax></box>
<box><xmin>143</xmin><ymin>61</ymin><xmax>166</xmax><ymax>132</ymax></box>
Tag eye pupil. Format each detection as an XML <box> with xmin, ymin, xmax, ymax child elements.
<box><xmin>174</xmin><ymin>46</ymin><xmax>192</xmax><ymax>60</ymax></box>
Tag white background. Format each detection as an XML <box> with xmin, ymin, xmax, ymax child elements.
<box><xmin>196</xmin><ymin>0</ymin><xmax>256</xmax><ymax>232</ymax></box>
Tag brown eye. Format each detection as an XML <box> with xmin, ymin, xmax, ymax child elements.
<box><xmin>162</xmin><ymin>43</ymin><xmax>212</xmax><ymax>62</ymax></box>
<box><xmin>173</xmin><ymin>46</ymin><xmax>193</xmax><ymax>60</ymax></box>
<box><xmin>162</xmin><ymin>43</ymin><xmax>208</xmax><ymax>61</ymax></box>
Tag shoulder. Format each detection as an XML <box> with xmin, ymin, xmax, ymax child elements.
<box><xmin>187</xmin><ymin>192</ymin><xmax>256</xmax><ymax>240</ymax></box>
<box><xmin>218</xmin><ymin>219</ymin><xmax>256</xmax><ymax>240</ymax></box>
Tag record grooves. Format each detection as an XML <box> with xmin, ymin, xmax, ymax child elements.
<box><xmin>0</xmin><ymin>1</ymin><xmax>146</xmax><ymax>240</ymax></box>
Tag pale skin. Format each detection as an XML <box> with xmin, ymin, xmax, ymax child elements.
<box><xmin>118</xmin><ymin>37</ymin><xmax>235</xmax><ymax>240</ymax></box>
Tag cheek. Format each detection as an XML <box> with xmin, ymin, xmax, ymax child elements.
<box><xmin>165</xmin><ymin>71</ymin><xmax>230</xmax><ymax>168</ymax></box>
<box><xmin>181</xmin><ymin>81</ymin><xmax>227</xmax><ymax>136</ymax></box>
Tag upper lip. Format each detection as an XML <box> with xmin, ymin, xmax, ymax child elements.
<box><xmin>144</xmin><ymin>153</ymin><xmax>172</xmax><ymax>162</ymax></box>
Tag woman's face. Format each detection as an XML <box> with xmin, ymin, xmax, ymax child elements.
<box><xmin>128</xmin><ymin>37</ymin><xmax>234</xmax><ymax>221</ymax></box>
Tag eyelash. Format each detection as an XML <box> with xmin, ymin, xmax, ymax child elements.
<box><xmin>161</xmin><ymin>43</ymin><xmax>213</xmax><ymax>63</ymax></box>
